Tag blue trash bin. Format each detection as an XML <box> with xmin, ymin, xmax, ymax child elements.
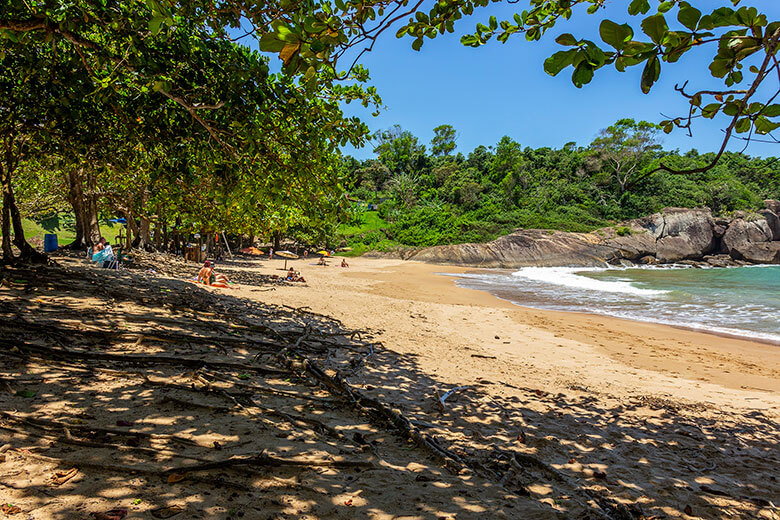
<box><xmin>43</xmin><ymin>233</ymin><xmax>58</xmax><ymax>252</ymax></box>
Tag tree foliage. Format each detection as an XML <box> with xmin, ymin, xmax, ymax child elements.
<box><xmin>339</xmin><ymin>123</ymin><xmax>779</xmax><ymax>250</ymax></box>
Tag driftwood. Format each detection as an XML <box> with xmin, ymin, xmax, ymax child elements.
<box><xmin>436</xmin><ymin>385</ymin><xmax>471</xmax><ymax>411</ymax></box>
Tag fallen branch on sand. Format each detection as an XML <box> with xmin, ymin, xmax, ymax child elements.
<box><xmin>435</xmin><ymin>385</ymin><xmax>471</xmax><ymax>411</ymax></box>
<box><xmin>279</xmin><ymin>353</ymin><xmax>471</xmax><ymax>475</ymax></box>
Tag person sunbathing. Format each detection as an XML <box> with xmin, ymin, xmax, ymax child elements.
<box><xmin>286</xmin><ymin>268</ymin><xmax>306</xmax><ymax>283</ymax></box>
<box><xmin>317</xmin><ymin>256</ymin><xmax>328</xmax><ymax>266</ymax></box>
<box><xmin>197</xmin><ymin>261</ymin><xmax>232</xmax><ymax>288</ymax></box>
<box><xmin>341</xmin><ymin>258</ymin><xmax>349</xmax><ymax>268</ymax></box>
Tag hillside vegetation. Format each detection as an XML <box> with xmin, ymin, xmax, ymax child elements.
<box><xmin>335</xmin><ymin>121</ymin><xmax>780</xmax><ymax>251</ymax></box>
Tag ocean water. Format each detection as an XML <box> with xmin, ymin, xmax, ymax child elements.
<box><xmin>450</xmin><ymin>265</ymin><xmax>780</xmax><ymax>343</ymax></box>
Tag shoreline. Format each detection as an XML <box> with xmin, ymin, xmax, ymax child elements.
<box><xmin>445</xmin><ymin>268</ymin><xmax>780</xmax><ymax>347</ymax></box>
<box><xmin>229</xmin><ymin>256</ymin><xmax>780</xmax><ymax>405</ymax></box>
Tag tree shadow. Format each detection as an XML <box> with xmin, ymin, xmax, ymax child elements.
<box><xmin>0</xmin><ymin>259</ymin><xmax>544</xmax><ymax>519</ymax></box>
<box><xmin>1</xmin><ymin>257</ymin><xmax>777</xmax><ymax>519</ymax></box>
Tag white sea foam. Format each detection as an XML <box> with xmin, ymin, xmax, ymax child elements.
<box><xmin>511</xmin><ymin>267</ymin><xmax>668</xmax><ymax>296</ymax></box>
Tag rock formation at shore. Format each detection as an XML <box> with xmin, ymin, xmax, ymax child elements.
<box><xmin>401</xmin><ymin>200</ymin><xmax>780</xmax><ymax>268</ymax></box>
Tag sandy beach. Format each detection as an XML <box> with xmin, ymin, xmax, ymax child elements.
<box><xmin>234</xmin><ymin>256</ymin><xmax>780</xmax><ymax>408</ymax></box>
<box><xmin>212</xmin><ymin>255</ymin><xmax>779</xmax><ymax>518</ymax></box>
<box><xmin>2</xmin><ymin>255</ymin><xmax>778</xmax><ymax>519</ymax></box>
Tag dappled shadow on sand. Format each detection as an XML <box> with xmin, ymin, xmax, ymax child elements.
<box><xmin>0</xmin><ymin>259</ymin><xmax>777</xmax><ymax>519</ymax></box>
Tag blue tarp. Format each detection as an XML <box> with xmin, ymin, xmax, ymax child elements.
<box><xmin>108</xmin><ymin>218</ymin><xmax>127</xmax><ymax>224</ymax></box>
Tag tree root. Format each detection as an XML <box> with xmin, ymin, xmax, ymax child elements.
<box><xmin>164</xmin><ymin>451</ymin><xmax>375</xmax><ymax>474</ymax></box>
<box><xmin>0</xmin><ymin>411</ymin><xmax>203</xmax><ymax>447</ymax></box>
<box><xmin>4</xmin><ymin>339</ymin><xmax>287</xmax><ymax>376</ymax></box>
<box><xmin>11</xmin><ymin>449</ymin><xmax>252</xmax><ymax>491</ymax></box>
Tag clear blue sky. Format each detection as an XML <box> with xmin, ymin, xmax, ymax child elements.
<box><xmin>339</xmin><ymin>1</ymin><xmax>780</xmax><ymax>160</ymax></box>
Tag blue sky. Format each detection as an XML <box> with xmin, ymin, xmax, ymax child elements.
<box><xmin>339</xmin><ymin>1</ymin><xmax>780</xmax><ymax>160</ymax></box>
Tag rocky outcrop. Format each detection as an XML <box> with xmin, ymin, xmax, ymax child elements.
<box><xmin>408</xmin><ymin>230</ymin><xmax>616</xmax><ymax>268</ymax></box>
<box><xmin>406</xmin><ymin>203</ymin><xmax>780</xmax><ymax>268</ymax></box>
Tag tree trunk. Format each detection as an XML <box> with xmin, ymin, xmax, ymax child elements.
<box><xmin>138</xmin><ymin>215</ymin><xmax>152</xmax><ymax>250</ymax></box>
<box><xmin>172</xmin><ymin>217</ymin><xmax>181</xmax><ymax>254</ymax></box>
<box><xmin>84</xmin><ymin>170</ymin><xmax>101</xmax><ymax>246</ymax></box>
<box><xmin>126</xmin><ymin>210</ymin><xmax>139</xmax><ymax>250</ymax></box>
<box><xmin>2</xmin><ymin>170</ymin><xmax>45</xmax><ymax>263</ymax></box>
<box><xmin>1</xmin><ymin>182</ymin><xmax>13</xmax><ymax>261</ymax></box>
<box><xmin>273</xmin><ymin>231</ymin><xmax>281</xmax><ymax>251</ymax></box>
<box><xmin>66</xmin><ymin>168</ymin><xmax>86</xmax><ymax>250</ymax></box>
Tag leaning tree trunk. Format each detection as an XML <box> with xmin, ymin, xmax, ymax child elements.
<box><xmin>1</xmin><ymin>185</ymin><xmax>13</xmax><ymax>261</ymax></box>
<box><xmin>1</xmin><ymin>169</ymin><xmax>46</xmax><ymax>263</ymax></box>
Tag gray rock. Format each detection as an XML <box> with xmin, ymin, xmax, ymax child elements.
<box><xmin>653</xmin><ymin>208</ymin><xmax>715</xmax><ymax>263</ymax></box>
<box><xmin>408</xmin><ymin>229</ymin><xmax>616</xmax><ymax>268</ymax></box>
<box><xmin>765</xmin><ymin>199</ymin><xmax>780</xmax><ymax>214</ymax></box>
<box><xmin>713</xmin><ymin>224</ymin><xmax>727</xmax><ymax>238</ymax></box>
<box><xmin>722</xmin><ymin>218</ymin><xmax>772</xmax><ymax>255</ymax></box>
<box><xmin>703</xmin><ymin>255</ymin><xmax>734</xmax><ymax>268</ymax></box>
<box><xmin>733</xmin><ymin>242</ymin><xmax>780</xmax><ymax>264</ymax></box>
<box><xmin>759</xmin><ymin>209</ymin><xmax>780</xmax><ymax>241</ymax></box>
<box><xmin>410</xmin><ymin>208</ymin><xmax>728</xmax><ymax>268</ymax></box>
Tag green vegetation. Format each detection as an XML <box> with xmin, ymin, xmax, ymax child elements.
<box><xmin>21</xmin><ymin>215</ymin><xmax>123</xmax><ymax>248</ymax></box>
<box><xmin>3</xmin><ymin>1</ymin><xmax>780</xmax><ymax>262</ymax></box>
<box><xmin>337</xmin><ymin>120</ymin><xmax>779</xmax><ymax>249</ymax></box>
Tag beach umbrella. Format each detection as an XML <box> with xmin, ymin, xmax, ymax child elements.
<box><xmin>275</xmin><ymin>250</ymin><xmax>298</xmax><ymax>269</ymax></box>
<box><xmin>317</xmin><ymin>250</ymin><xmax>330</xmax><ymax>256</ymax></box>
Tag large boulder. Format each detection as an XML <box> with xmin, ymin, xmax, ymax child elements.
<box><xmin>653</xmin><ymin>208</ymin><xmax>715</xmax><ymax>263</ymax></box>
<box><xmin>759</xmin><ymin>209</ymin><xmax>780</xmax><ymax>241</ymax></box>
<box><xmin>732</xmin><ymin>242</ymin><xmax>780</xmax><ymax>264</ymax></box>
<box><xmin>722</xmin><ymin>217</ymin><xmax>772</xmax><ymax>256</ymax></box>
<box><xmin>765</xmin><ymin>199</ymin><xmax>780</xmax><ymax>214</ymax></box>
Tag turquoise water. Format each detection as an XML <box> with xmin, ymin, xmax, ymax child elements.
<box><xmin>451</xmin><ymin>265</ymin><xmax>780</xmax><ymax>343</ymax></box>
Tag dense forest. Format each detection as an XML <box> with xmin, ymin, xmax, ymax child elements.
<box><xmin>336</xmin><ymin>120</ymin><xmax>780</xmax><ymax>253</ymax></box>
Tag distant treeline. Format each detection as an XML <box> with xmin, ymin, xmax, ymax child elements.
<box><xmin>337</xmin><ymin>121</ymin><xmax>780</xmax><ymax>250</ymax></box>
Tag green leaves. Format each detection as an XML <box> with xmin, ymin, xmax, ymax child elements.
<box><xmin>640</xmin><ymin>55</ymin><xmax>660</xmax><ymax>94</ymax></box>
<box><xmin>572</xmin><ymin>61</ymin><xmax>594</xmax><ymax>88</ymax></box>
<box><xmin>543</xmin><ymin>49</ymin><xmax>577</xmax><ymax>76</ymax></box>
<box><xmin>628</xmin><ymin>0</ymin><xmax>651</xmax><ymax>16</ymax></box>
<box><xmin>754</xmin><ymin>116</ymin><xmax>780</xmax><ymax>134</ymax></box>
<box><xmin>555</xmin><ymin>33</ymin><xmax>578</xmax><ymax>46</ymax></box>
<box><xmin>640</xmin><ymin>14</ymin><xmax>668</xmax><ymax>45</ymax></box>
<box><xmin>599</xmin><ymin>20</ymin><xmax>633</xmax><ymax>50</ymax></box>
<box><xmin>677</xmin><ymin>3</ymin><xmax>702</xmax><ymax>31</ymax></box>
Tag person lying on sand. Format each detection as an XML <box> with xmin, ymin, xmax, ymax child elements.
<box><xmin>286</xmin><ymin>268</ymin><xmax>306</xmax><ymax>283</ymax></box>
<box><xmin>341</xmin><ymin>259</ymin><xmax>349</xmax><ymax>268</ymax></box>
<box><xmin>197</xmin><ymin>261</ymin><xmax>233</xmax><ymax>288</ymax></box>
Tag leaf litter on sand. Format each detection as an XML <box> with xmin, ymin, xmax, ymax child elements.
<box><xmin>1</xmin><ymin>504</ymin><xmax>22</xmax><ymax>515</ymax></box>
<box><xmin>51</xmin><ymin>467</ymin><xmax>78</xmax><ymax>485</ymax></box>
